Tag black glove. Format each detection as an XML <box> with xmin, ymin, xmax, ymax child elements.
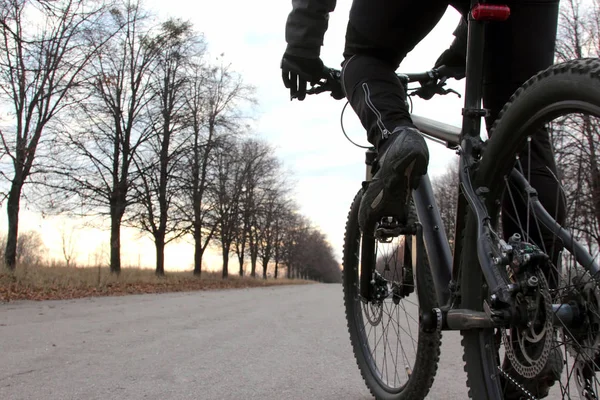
<box><xmin>434</xmin><ymin>48</ymin><xmax>466</xmax><ymax>80</ymax></box>
<box><xmin>328</xmin><ymin>71</ymin><xmax>345</xmax><ymax>100</ymax></box>
<box><xmin>435</xmin><ymin>17</ymin><xmax>467</xmax><ymax>80</ymax></box>
<box><xmin>281</xmin><ymin>53</ymin><xmax>326</xmax><ymax>100</ymax></box>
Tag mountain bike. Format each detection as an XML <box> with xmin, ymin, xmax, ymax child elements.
<box><xmin>306</xmin><ymin>3</ymin><xmax>600</xmax><ymax>400</ymax></box>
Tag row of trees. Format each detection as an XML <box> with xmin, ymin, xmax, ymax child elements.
<box><xmin>0</xmin><ymin>0</ymin><xmax>341</xmax><ymax>283</ymax></box>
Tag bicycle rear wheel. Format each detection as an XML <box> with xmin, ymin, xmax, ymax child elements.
<box><xmin>342</xmin><ymin>189</ymin><xmax>441</xmax><ymax>400</ymax></box>
<box><xmin>462</xmin><ymin>58</ymin><xmax>600</xmax><ymax>399</ymax></box>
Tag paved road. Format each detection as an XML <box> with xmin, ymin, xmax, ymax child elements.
<box><xmin>1</xmin><ymin>284</ymin><xmax>469</xmax><ymax>400</ymax></box>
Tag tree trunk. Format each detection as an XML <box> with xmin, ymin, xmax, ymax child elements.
<box><xmin>237</xmin><ymin>244</ymin><xmax>244</xmax><ymax>276</ymax></box>
<box><xmin>237</xmin><ymin>246</ymin><xmax>244</xmax><ymax>276</ymax></box>
<box><xmin>274</xmin><ymin>260</ymin><xmax>278</xmax><ymax>279</ymax></box>
<box><xmin>4</xmin><ymin>182</ymin><xmax>23</xmax><ymax>270</ymax></box>
<box><xmin>155</xmin><ymin>235</ymin><xmax>165</xmax><ymax>276</ymax></box>
<box><xmin>250</xmin><ymin>251</ymin><xmax>258</xmax><ymax>278</ymax></box>
<box><xmin>109</xmin><ymin>207</ymin><xmax>123</xmax><ymax>274</ymax></box>
<box><xmin>262</xmin><ymin>256</ymin><xmax>270</xmax><ymax>279</ymax></box>
<box><xmin>193</xmin><ymin>228</ymin><xmax>202</xmax><ymax>276</ymax></box>
<box><xmin>222</xmin><ymin>245</ymin><xmax>229</xmax><ymax>278</ymax></box>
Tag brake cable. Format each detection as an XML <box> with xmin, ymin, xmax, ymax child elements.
<box><xmin>338</xmin><ymin>84</ymin><xmax>418</xmax><ymax>149</ymax></box>
<box><xmin>340</xmin><ymin>101</ymin><xmax>371</xmax><ymax>149</ymax></box>
<box><xmin>325</xmin><ymin>68</ymin><xmax>458</xmax><ymax>150</ymax></box>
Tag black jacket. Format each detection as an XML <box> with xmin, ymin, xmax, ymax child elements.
<box><xmin>284</xmin><ymin>0</ymin><xmax>337</xmax><ymax>58</ymax></box>
<box><xmin>284</xmin><ymin>0</ymin><xmax>466</xmax><ymax>64</ymax></box>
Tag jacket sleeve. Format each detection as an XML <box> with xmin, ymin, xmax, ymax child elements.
<box><xmin>450</xmin><ymin>17</ymin><xmax>467</xmax><ymax>60</ymax></box>
<box><xmin>284</xmin><ymin>0</ymin><xmax>337</xmax><ymax>58</ymax></box>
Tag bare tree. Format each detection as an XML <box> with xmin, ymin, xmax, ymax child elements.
<box><xmin>60</xmin><ymin>223</ymin><xmax>78</xmax><ymax>267</ymax></box>
<box><xmin>177</xmin><ymin>60</ymin><xmax>253</xmax><ymax>276</ymax></box>
<box><xmin>279</xmin><ymin>212</ymin><xmax>309</xmax><ymax>279</ymax></box>
<box><xmin>0</xmin><ymin>0</ymin><xmax>117</xmax><ymax>269</ymax></box>
<box><xmin>271</xmin><ymin>201</ymin><xmax>298</xmax><ymax>279</ymax></box>
<box><xmin>555</xmin><ymin>0</ymin><xmax>595</xmax><ymax>62</ymax></box>
<box><xmin>210</xmin><ymin>139</ymin><xmax>245</xmax><ymax>278</ymax></box>
<box><xmin>431</xmin><ymin>158</ymin><xmax>459</xmax><ymax>247</ymax></box>
<box><xmin>256</xmin><ymin>176</ymin><xmax>292</xmax><ymax>280</ymax></box>
<box><xmin>550</xmin><ymin>116</ymin><xmax>600</xmax><ymax>248</ymax></box>
<box><xmin>34</xmin><ymin>1</ymin><xmax>160</xmax><ymax>274</ymax></box>
<box><xmin>130</xmin><ymin>19</ymin><xmax>201</xmax><ymax>276</ymax></box>
<box><xmin>15</xmin><ymin>230</ymin><xmax>46</xmax><ymax>266</ymax></box>
<box><xmin>257</xmin><ymin>188</ymin><xmax>281</xmax><ymax>279</ymax></box>
<box><xmin>233</xmin><ymin>138</ymin><xmax>278</xmax><ymax>278</ymax></box>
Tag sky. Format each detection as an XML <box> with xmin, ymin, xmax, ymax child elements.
<box><xmin>5</xmin><ymin>0</ymin><xmax>467</xmax><ymax>271</ymax></box>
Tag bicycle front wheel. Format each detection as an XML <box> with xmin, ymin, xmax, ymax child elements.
<box><xmin>342</xmin><ymin>189</ymin><xmax>441</xmax><ymax>400</ymax></box>
<box><xmin>462</xmin><ymin>58</ymin><xmax>600</xmax><ymax>399</ymax></box>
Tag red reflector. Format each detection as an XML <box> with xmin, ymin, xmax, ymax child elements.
<box><xmin>471</xmin><ymin>4</ymin><xmax>511</xmax><ymax>21</ymax></box>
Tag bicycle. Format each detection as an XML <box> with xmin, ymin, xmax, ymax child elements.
<box><xmin>304</xmin><ymin>2</ymin><xmax>600</xmax><ymax>400</ymax></box>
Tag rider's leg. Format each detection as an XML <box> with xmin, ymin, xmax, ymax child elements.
<box><xmin>482</xmin><ymin>0</ymin><xmax>565</xmax><ymax>262</ymax></box>
<box><xmin>342</xmin><ymin>0</ymin><xmax>454</xmax><ymax>148</ymax></box>
<box><xmin>341</xmin><ymin>0</ymin><xmax>451</xmax><ymax>230</ymax></box>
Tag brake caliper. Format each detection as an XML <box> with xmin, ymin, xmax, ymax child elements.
<box><xmin>508</xmin><ymin>233</ymin><xmax>548</xmax><ymax>276</ymax></box>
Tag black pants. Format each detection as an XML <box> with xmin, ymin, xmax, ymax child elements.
<box><xmin>340</xmin><ymin>0</ymin><xmax>565</xmax><ymax>255</ymax></box>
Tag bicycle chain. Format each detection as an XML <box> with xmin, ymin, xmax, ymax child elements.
<box><xmin>502</xmin><ymin>269</ymin><xmax>554</xmax><ymax>378</ymax></box>
<box><xmin>496</xmin><ymin>366</ymin><xmax>538</xmax><ymax>400</ymax></box>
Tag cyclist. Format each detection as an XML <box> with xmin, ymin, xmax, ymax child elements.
<box><xmin>281</xmin><ymin>0</ymin><xmax>564</xmax><ymax>397</ymax></box>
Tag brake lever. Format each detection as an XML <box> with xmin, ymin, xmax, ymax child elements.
<box><xmin>410</xmin><ymin>82</ymin><xmax>461</xmax><ymax>100</ymax></box>
<box><xmin>410</xmin><ymin>85</ymin><xmax>437</xmax><ymax>100</ymax></box>
<box><xmin>305</xmin><ymin>69</ymin><xmax>345</xmax><ymax>99</ymax></box>
<box><xmin>441</xmin><ymin>88</ymin><xmax>462</xmax><ymax>98</ymax></box>
<box><xmin>306</xmin><ymin>85</ymin><xmax>328</xmax><ymax>95</ymax></box>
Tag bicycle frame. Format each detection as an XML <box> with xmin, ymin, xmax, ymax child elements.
<box><xmin>410</xmin><ymin>117</ymin><xmax>457</xmax><ymax>307</ymax></box>
<box><xmin>404</xmin><ymin>2</ymin><xmax>497</xmax><ymax>310</ymax></box>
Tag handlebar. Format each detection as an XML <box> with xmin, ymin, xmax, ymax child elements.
<box><xmin>400</xmin><ymin>64</ymin><xmax>462</xmax><ymax>84</ymax></box>
<box><xmin>306</xmin><ymin>64</ymin><xmax>463</xmax><ymax>100</ymax></box>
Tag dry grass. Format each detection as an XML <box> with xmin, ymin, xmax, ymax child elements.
<box><xmin>0</xmin><ymin>264</ymin><xmax>313</xmax><ymax>302</ymax></box>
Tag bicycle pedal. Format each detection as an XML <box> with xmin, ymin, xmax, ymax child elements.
<box><xmin>374</xmin><ymin>224</ymin><xmax>416</xmax><ymax>240</ymax></box>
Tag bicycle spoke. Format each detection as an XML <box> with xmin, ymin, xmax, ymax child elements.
<box><xmin>493</xmin><ymin>123</ymin><xmax>600</xmax><ymax>398</ymax></box>
<box><xmin>351</xmin><ymin>233</ymin><xmax>430</xmax><ymax>391</ymax></box>
<box><xmin>399</xmin><ymin>300</ymin><xmax>420</xmax><ymax>327</ymax></box>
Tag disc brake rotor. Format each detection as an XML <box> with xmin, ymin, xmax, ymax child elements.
<box><xmin>363</xmin><ymin>300</ymin><xmax>383</xmax><ymax>325</ymax></box>
<box><xmin>503</xmin><ymin>269</ymin><xmax>554</xmax><ymax>378</ymax></box>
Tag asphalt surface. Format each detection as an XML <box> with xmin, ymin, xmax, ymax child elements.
<box><xmin>0</xmin><ymin>284</ymin><xmax>469</xmax><ymax>400</ymax></box>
